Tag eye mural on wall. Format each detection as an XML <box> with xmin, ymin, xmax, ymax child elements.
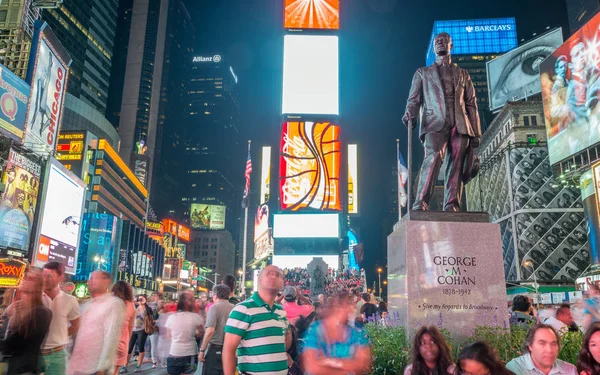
<box><xmin>279</xmin><ymin>121</ymin><xmax>341</xmax><ymax>211</ymax></box>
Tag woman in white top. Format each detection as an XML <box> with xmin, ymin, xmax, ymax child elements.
<box><xmin>404</xmin><ymin>326</ymin><xmax>455</xmax><ymax>375</ymax></box>
<box><xmin>165</xmin><ymin>291</ymin><xmax>204</xmax><ymax>375</ymax></box>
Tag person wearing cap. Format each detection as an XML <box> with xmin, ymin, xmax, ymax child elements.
<box><xmin>278</xmin><ymin>286</ymin><xmax>314</xmax><ymax>326</ymax></box>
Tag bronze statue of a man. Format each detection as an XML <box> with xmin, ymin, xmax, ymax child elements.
<box><xmin>402</xmin><ymin>32</ymin><xmax>482</xmax><ymax>212</ymax></box>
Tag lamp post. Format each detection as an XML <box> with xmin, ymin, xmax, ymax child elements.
<box><xmin>377</xmin><ymin>268</ymin><xmax>383</xmax><ymax>298</ymax></box>
<box><xmin>522</xmin><ymin>259</ymin><xmax>539</xmax><ymax>308</ymax></box>
<box><xmin>93</xmin><ymin>255</ymin><xmax>105</xmax><ymax>270</ymax></box>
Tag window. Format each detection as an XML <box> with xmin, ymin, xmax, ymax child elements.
<box><xmin>523</xmin><ymin>116</ymin><xmax>530</xmax><ymax>127</ymax></box>
<box><xmin>202</xmin><ymin>245</ymin><xmax>208</xmax><ymax>249</ymax></box>
<box><xmin>531</xmin><ymin>116</ymin><xmax>537</xmax><ymax>126</ymax></box>
<box><xmin>211</xmin><ymin>245</ymin><xmax>217</xmax><ymax>249</ymax></box>
<box><xmin>203</xmin><ymin>238</ymin><xmax>209</xmax><ymax>243</ymax></box>
<box><xmin>211</xmin><ymin>238</ymin><xmax>217</xmax><ymax>243</ymax></box>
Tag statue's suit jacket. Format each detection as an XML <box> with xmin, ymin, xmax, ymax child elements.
<box><xmin>404</xmin><ymin>63</ymin><xmax>482</xmax><ymax>142</ymax></box>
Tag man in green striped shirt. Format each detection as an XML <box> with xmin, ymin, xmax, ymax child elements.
<box><xmin>223</xmin><ymin>265</ymin><xmax>289</xmax><ymax>375</ymax></box>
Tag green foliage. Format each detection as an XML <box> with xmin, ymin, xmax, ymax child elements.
<box><xmin>364</xmin><ymin>324</ymin><xmax>584</xmax><ymax>375</ymax></box>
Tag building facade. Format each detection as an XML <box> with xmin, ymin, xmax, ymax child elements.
<box><xmin>41</xmin><ymin>0</ymin><xmax>118</xmax><ymax>114</ymax></box>
<box><xmin>567</xmin><ymin>0</ymin><xmax>600</xmax><ymax>34</ymax></box>
<box><xmin>188</xmin><ymin>230</ymin><xmax>235</xmax><ymax>281</ymax></box>
<box><xmin>0</xmin><ymin>0</ymin><xmax>41</xmax><ymax>79</ymax></box>
<box><xmin>465</xmin><ymin>101</ymin><xmax>589</xmax><ymax>282</ymax></box>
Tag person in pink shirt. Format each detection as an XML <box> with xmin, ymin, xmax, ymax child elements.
<box><xmin>112</xmin><ymin>281</ymin><xmax>136</xmax><ymax>375</ymax></box>
<box><xmin>279</xmin><ymin>286</ymin><xmax>314</xmax><ymax>326</ymax></box>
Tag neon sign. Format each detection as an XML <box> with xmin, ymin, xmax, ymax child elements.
<box><xmin>0</xmin><ymin>258</ymin><xmax>27</xmax><ymax>287</ymax></box>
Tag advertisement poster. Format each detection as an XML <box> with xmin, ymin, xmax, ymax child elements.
<box><xmin>488</xmin><ymin>28</ymin><xmax>563</xmax><ymax>111</ymax></box>
<box><xmin>190</xmin><ymin>203</ymin><xmax>226</xmax><ymax>230</ymax></box>
<box><xmin>35</xmin><ymin>159</ymin><xmax>86</xmax><ymax>274</ymax></box>
<box><xmin>24</xmin><ymin>34</ymin><xmax>69</xmax><ymax>154</ymax></box>
<box><xmin>540</xmin><ymin>12</ymin><xmax>600</xmax><ymax>165</ymax></box>
<box><xmin>55</xmin><ymin>132</ymin><xmax>86</xmax><ymax>177</ymax></box>
<box><xmin>0</xmin><ymin>150</ymin><xmax>41</xmax><ymax>253</ymax></box>
<box><xmin>280</xmin><ymin>121</ymin><xmax>341</xmax><ymax>211</ymax></box>
<box><xmin>284</xmin><ymin>0</ymin><xmax>339</xmax><ymax>30</ymax></box>
<box><xmin>132</xmin><ymin>251</ymin><xmax>153</xmax><ymax>278</ymax></box>
<box><xmin>74</xmin><ymin>213</ymin><xmax>119</xmax><ymax>281</ymax></box>
<box><xmin>254</xmin><ymin>204</ymin><xmax>269</xmax><ymax>240</ymax></box>
<box><xmin>0</xmin><ymin>65</ymin><xmax>30</xmax><ymax>143</ymax></box>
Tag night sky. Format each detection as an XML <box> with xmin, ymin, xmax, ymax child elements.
<box><xmin>184</xmin><ymin>0</ymin><xmax>569</xmax><ymax>284</ymax></box>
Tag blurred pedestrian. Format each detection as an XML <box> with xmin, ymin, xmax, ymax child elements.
<box><xmin>300</xmin><ymin>291</ymin><xmax>372</xmax><ymax>375</ymax></box>
<box><xmin>279</xmin><ymin>286</ymin><xmax>313</xmax><ymax>326</ymax></box>
<box><xmin>0</xmin><ymin>269</ymin><xmax>52</xmax><ymax>375</ymax></box>
<box><xmin>222</xmin><ymin>275</ymin><xmax>240</xmax><ymax>304</ymax></box>
<box><xmin>223</xmin><ymin>265</ymin><xmax>288</xmax><ymax>375</ymax></box>
<box><xmin>360</xmin><ymin>293</ymin><xmax>378</xmax><ymax>321</ymax></box>
<box><xmin>577</xmin><ymin>323</ymin><xmax>600</xmax><ymax>375</ymax></box>
<box><xmin>198</xmin><ymin>284</ymin><xmax>234</xmax><ymax>375</ymax></box>
<box><xmin>40</xmin><ymin>262</ymin><xmax>80</xmax><ymax>375</ymax></box>
<box><xmin>126</xmin><ymin>295</ymin><xmax>154</xmax><ymax>372</ymax></box>
<box><xmin>584</xmin><ymin>284</ymin><xmax>600</xmax><ymax>331</ymax></box>
<box><xmin>112</xmin><ymin>281</ymin><xmax>135</xmax><ymax>375</ymax></box>
<box><xmin>156</xmin><ymin>302</ymin><xmax>177</xmax><ymax>368</ymax></box>
<box><xmin>404</xmin><ymin>326</ymin><xmax>455</xmax><ymax>375</ymax></box>
<box><xmin>453</xmin><ymin>341</ymin><xmax>513</xmax><ymax>375</ymax></box>
<box><xmin>67</xmin><ymin>271</ymin><xmax>125</xmax><ymax>375</ymax></box>
<box><xmin>147</xmin><ymin>292</ymin><xmax>161</xmax><ymax>369</ymax></box>
<box><xmin>166</xmin><ymin>291</ymin><xmax>204</xmax><ymax>375</ymax></box>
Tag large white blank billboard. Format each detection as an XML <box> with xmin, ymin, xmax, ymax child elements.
<box><xmin>273</xmin><ymin>213</ymin><xmax>339</xmax><ymax>238</ymax></box>
<box><xmin>272</xmin><ymin>255</ymin><xmax>340</xmax><ymax>270</ymax></box>
<box><xmin>282</xmin><ymin>35</ymin><xmax>339</xmax><ymax>115</ymax></box>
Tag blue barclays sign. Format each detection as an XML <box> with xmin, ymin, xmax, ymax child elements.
<box><xmin>426</xmin><ymin>17</ymin><xmax>518</xmax><ymax>65</ymax></box>
<box><xmin>74</xmin><ymin>213</ymin><xmax>120</xmax><ymax>281</ymax></box>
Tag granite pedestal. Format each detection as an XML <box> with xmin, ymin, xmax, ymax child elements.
<box><xmin>387</xmin><ymin>211</ymin><xmax>508</xmax><ymax>338</ymax></box>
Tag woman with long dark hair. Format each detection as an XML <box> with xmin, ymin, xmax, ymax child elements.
<box><xmin>126</xmin><ymin>294</ymin><xmax>154</xmax><ymax>372</ymax></box>
<box><xmin>577</xmin><ymin>323</ymin><xmax>600</xmax><ymax>375</ymax></box>
<box><xmin>0</xmin><ymin>269</ymin><xmax>52</xmax><ymax>374</ymax></box>
<box><xmin>454</xmin><ymin>341</ymin><xmax>513</xmax><ymax>375</ymax></box>
<box><xmin>404</xmin><ymin>326</ymin><xmax>454</xmax><ymax>375</ymax></box>
<box><xmin>112</xmin><ymin>281</ymin><xmax>135</xmax><ymax>375</ymax></box>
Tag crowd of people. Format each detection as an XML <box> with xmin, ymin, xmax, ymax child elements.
<box><xmin>282</xmin><ymin>267</ymin><xmax>365</xmax><ymax>297</ymax></box>
<box><xmin>5</xmin><ymin>262</ymin><xmax>600</xmax><ymax>375</ymax></box>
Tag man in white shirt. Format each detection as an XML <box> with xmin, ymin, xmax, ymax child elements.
<box><xmin>40</xmin><ymin>262</ymin><xmax>81</xmax><ymax>375</ymax></box>
<box><xmin>543</xmin><ymin>304</ymin><xmax>575</xmax><ymax>336</ymax></box>
<box><xmin>67</xmin><ymin>271</ymin><xmax>125</xmax><ymax>375</ymax></box>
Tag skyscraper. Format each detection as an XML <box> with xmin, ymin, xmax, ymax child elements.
<box><xmin>41</xmin><ymin>0</ymin><xmax>118</xmax><ymax>114</ymax></box>
<box><xmin>567</xmin><ymin>0</ymin><xmax>600</xmax><ymax>33</ymax></box>
<box><xmin>0</xmin><ymin>0</ymin><xmax>41</xmax><ymax>79</ymax></box>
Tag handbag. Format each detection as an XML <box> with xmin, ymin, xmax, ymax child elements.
<box><xmin>144</xmin><ymin>314</ymin><xmax>157</xmax><ymax>335</ymax></box>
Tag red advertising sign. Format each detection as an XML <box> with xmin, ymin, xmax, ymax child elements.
<box><xmin>0</xmin><ymin>258</ymin><xmax>27</xmax><ymax>287</ymax></box>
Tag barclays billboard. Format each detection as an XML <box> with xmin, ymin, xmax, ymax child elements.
<box><xmin>73</xmin><ymin>213</ymin><xmax>121</xmax><ymax>281</ymax></box>
<box><xmin>426</xmin><ymin>17</ymin><xmax>518</xmax><ymax>65</ymax></box>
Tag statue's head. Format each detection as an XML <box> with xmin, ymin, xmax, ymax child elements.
<box><xmin>434</xmin><ymin>32</ymin><xmax>453</xmax><ymax>57</ymax></box>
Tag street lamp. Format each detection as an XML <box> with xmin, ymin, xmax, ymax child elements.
<box><xmin>377</xmin><ymin>268</ymin><xmax>383</xmax><ymax>298</ymax></box>
<box><xmin>522</xmin><ymin>259</ymin><xmax>539</xmax><ymax>308</ymax></box>
<box><xmin>93</xmin><ymin>255</ymin><xmax>105</xmax><ymax>270</ymax></box>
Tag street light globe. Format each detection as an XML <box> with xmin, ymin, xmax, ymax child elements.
<box><xmin>377</xmin><ymin>268</ymin><xmax>382</xmax><ymax>273</ymax></box>
<box><xmin>383</xmin><ymin>280</ymin><xmax>388</xmax><ymax>285</ymax></box>
<box><xmin>94</xmin><ymin>255</ymin><xmax>100</xmax><ymax>262</ymax></box>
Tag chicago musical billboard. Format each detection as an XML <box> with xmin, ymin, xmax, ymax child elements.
<box><xmin>541</xmin><ymin>12</ymin><xmax>600</xmax><ymax>165</ymax></box>
<box><xmin>280</xmin><ymin>121</ymin><xmax>341</xmax><ymax>211</ymax></box>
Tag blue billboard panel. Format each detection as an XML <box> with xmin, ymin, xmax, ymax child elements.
<box><xmin>74</xmin><ymin>213</ymin><xmax>120</xmax><ymax>281</ymax></box>
<box><xmin>426</xmin><ymin>18</ymin><xmax>518</xmax><ymax>65</ymax></box>
<box><xmin>0</xmin><ymin>65</ymin><xmax>30</xmax><ymax>143</ymax></box>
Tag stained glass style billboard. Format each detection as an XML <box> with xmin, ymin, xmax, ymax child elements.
<box><xmin>279</xmin><ymin>121</ymin><xmax>341</xmax><ymax>211</ymax></box>
<box><xmin>426</xmin><ymin>18</ymin><xmax>518</xmax><ymax>65</ymax></box>
<box><xmin>284</xmin><ymin>0</ymin><xmax>339</xmax><ymax>30</ymax></box>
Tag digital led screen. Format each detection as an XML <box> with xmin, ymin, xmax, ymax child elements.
<box><xmin>74</xmin><ymin>213</ymin><xmax>119</xmax><ymax>281</ymax></box>
<box><xmin>24</xmin><ymin>26</ymin><xmax>71</xmax><ymax>155</ymax></box>
<box><xmin>541</xmin><ymin>12</ymin><xmax>600</xmax><ymax>165</ymax></box>
<box><xmin>190</xmin><ymin>203</ymin><xmax>226</xmax><ymax>230</ymax></box>
<box><xmin>280</xmin><ymin>121</ymin><xmax>341</xmax><ymax>211</ymax></box>
<box><xmin>284</xmin><ymin>0</ymin><xmax>339</xmax><ymax>30</ymax></box>
<box><xmin>348</xmin><ymin>144</ymin><xmax>358</xmax><ymax>214</ymax></box>
<box><xmin>282</xmin><ymin>35</ymin><xmax>339</xmax><ymax>115</ymax></box>
<box><xmin>272</xmin><ymin>255</ymin><xmax>339</xmax><ymax>270</ymax></box>
<box><xmin>0</xmin><ymin>149</ymin><xmax>41</xmax><ymax>253</ymax></box>
<box><xmin>487</xmin><ymin>28</ymin><xmax>563</xmax><ymax>111</ymax></box>
<box><xmin>35</xmin><ymin>159</ymin><xmax>86</xmax><ymax>274</ymax></box>
<box><xmin>0</xmin><ymin>65</ymin><xmax>30</xmax><ymax>143</ymax></box>
<box><xmin>273</xmin><ymin>213</ymin><xmax>339</xmax><ymax>238</ymax></box>
<box><xmin>254</xmin><ymin>204</ymin><xmax>269</xmax><ymax>241</ymax></box>
<box><xmin>425</xmin><ymin>18</ymin><xmax>518</xmax><ymax>65</ymax></box>
<box><xmin>55</xmin><ymin>132</ymin><xmax>86</xmax><ymax>178</ymax></box>
<box><xmin>260</xmin><ymin>146</ymin><xmax>271</xmax><ymax>204</ymax></box>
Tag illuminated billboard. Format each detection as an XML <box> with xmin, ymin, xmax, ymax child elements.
<box><xmin>348</xmin><ymin>144</ymin><xmax>358</xmax><ymax>214</ymax></box>
<box><xmin>541</xmin><ymin>12</ymin><xmax>600</xmax><ymax>165</ymax></box>
<box><xmin>74</xmin><ymin>213</ymin><xmax>119</xmax><ymax>281</ymax></box>
<box><xmin>55</xmin><ymin>132</ymin><xmax>86</xmax><ymax>177</ymax></box>
<box><xmin>280</xmin><ymin>121</ymin><xmax>341</xmax><ymax>211</ymax></box>
<box><xmin>260</xmin><ymin>146</ymin><xmax>271</xmax><ymax>204</ymax></box>
<box><xmin>273</xmin><ymin>213</ymin><xmax>339</xmax><ymax>238</ymax></box>
<box><xmin>284</xmin><ymin>0</ymin><xmax>339</xmax><ymax>30</ymax></box>
<box><xmin>190</xmin><ymin>203</ymin><xmax>226</xmax><ymax>230</ymax></box>
<box><xmin>426</xmin><ymin>18</ymin><xmax>518</xmax><ymax>65</ymax></box>
<box><xmin>0</xmin><ymin>65</ymin><xmax>30</xmax><ymax>143</ymax></box>
<box><xmin>488</xmin><ymin>28</ymin><xmax>563</xmax><ymax>112</ymax></box>
<box><xmin>34</xmin><ymin>158</ymin><xmax>86</xmax><ymax>274</ymax></box>
<box><xmin>282</xmin><ymin>35</ymin><xmax>339</xmax><ymax>115</ymax></box>
<box><xmin>0</xmin><ymin>150</ymin><xmax>41</xmax><ymax>253</ymax></box>
<box><xmin>24</xmin><ymin>23</ymin><xmax>71</xmax><ymax>154</ymax></box>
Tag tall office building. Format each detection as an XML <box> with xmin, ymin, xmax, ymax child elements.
<box><xmin>150</xmin><ymin>0</ymin><xmax>195</xmax><ymax>219</ymax></box>
<box><xmin>115</xmin><ymin>0</ymin><xmax>170</xmax><ymax>190</ymax></box>
<box><xmin>426</xmin><ymin>18</ymin><xmax>518</xmax><ymax>130</ymax></box>
<box><xmin>0</xmin><ymin>0</ymin><xmax>41</xmax><ymax>79</ymax></box>
<box><xmin>41</xmin><ymin>0</ymin><xmax>118</xmax><ymax>114</ymax></box>
<box><xmin>179</xmin><ymin>53</ymin><xmax>241</xmax><ymax>228</ymax></box>
<box><xmin>567</xmin><ymin>0</ymin><xmax>600</xmax><ymax>33</ymax></box>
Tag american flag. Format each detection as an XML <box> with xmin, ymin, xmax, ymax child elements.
<box><xmin>243</xmin><ymin>143</ymin><xmax>252</xmax><ymax>200</ymax></box>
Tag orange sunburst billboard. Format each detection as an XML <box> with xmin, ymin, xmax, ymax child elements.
<box><xmin>284</xmin><ymin>0</ymin><xmax>339</xmax><ymax>30</ymax></box>
<box><xmin>280</xmin><ymin>121</ymin><xmax>341</xmax><ymax>211</ymax></box>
